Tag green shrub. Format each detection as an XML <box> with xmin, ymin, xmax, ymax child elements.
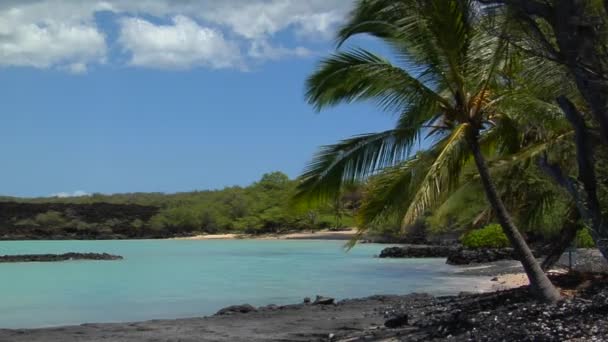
<box><xmin>461</xmin><ymin>224</ymin><xmax>510</xmax><ymax>249</ymax></box>
<box><xmin>576</xmin><ymin>228</ymin><xmax>595</xmax><ymax>248</ymax></box>
<box><xmin>34</xmin><ymin>211</ymin><xmax>66</xmax><ymax>227</ymax></box>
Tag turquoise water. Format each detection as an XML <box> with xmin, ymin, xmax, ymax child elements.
<box><xmin>0</xmin><ymin>240</ymin><xmax>483</xmax><ymax>328</ymax></box>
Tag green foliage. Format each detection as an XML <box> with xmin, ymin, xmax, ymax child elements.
<box><xmin>425</xmin><ymin>182</ymin><xmax>488</xmax><ymax>234</ymax></box>
<box><xmin>14</xmin><ymin>218</ymin><xmax>38</xmax><ymax>227</ymax></box>
<box><xmin>5</xmin><ymin>172</ymin><xmax>355</xmax><ymax>237</ymax></box>
<box><xmin>34</xmin><ymin>211</ymin><xmax>66</xmax><ymax>227</ymax></box>
<box><xmin>296</xmin><ymin>0</ymin><xmax>573</xmax><ymax>242</ymax></box>
<box><xmin>461</xmin><ymin>224</ymin><xmax>510</xmax><ymax>249</ymax></box>
<box><xmin>576</xmin><ymin>228</ymin><xmax>595</xmax><ymax>248</ymax></box>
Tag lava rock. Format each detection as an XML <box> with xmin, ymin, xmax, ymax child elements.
<box><xmin>215</xmin><ymin>304</ymin><xmax>257</xmax><ymax>315</ymax></box>
<box><xmin>445</xmin><ymin>248</ymin><xmax>518</xmax><ymax>265</ymax></box>
<box><xmin>314</xmin><ymin>296</ymin><xmax>335</xmax><ymax>305</ymax></box>
<box><xmin>385</xmin><ymin>313</ymin><xmax>409</xmax><ymax>328</ymax></box>
<box><xmin>0</xmin><ymin>252</ymin><xmax>123</xmax><ymax>263</ymax></box>
<box><xmin>379</xmin><ymin>245</ymin><xmax>457</xmax><ymax>258</ymax></box>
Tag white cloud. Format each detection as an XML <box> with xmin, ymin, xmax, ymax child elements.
<box><xmin>248</xmin><ymin>40</ymin><xmax>312</xmax><ymax>61</ymax></box>
<box><xmin>66</xmin><ymin>62</ymin><xmax>88</xmax><ymax>74</ymax></box>
<box><xmin>105</xmin><ymin>0</ymin><xmax>351</xmax><ymax>40</ymax></box>
<box><xmin>0</xmin><ymin>3</ymin><xmax>106</xmax><ymax>71</ymax></box>
<box><xmin>50</xmin><ymin>190</ymin><xmax>90</xmax><ymax>198</ymax></box>
<box><xmin>294</xmin><ymin>11</ymin><xmax>345</xmax><ymax>39</ymax></box>
<box><xmin>195</xmin><ymin>0</ymin><xmax>349</xmax><ymax>40</ymax></box>
<box><xmin>118</xmin><ymin>16</ymin><xmax>242</xmax><ymax>70</ymax></box>
<box><xmin>0</xmin><ymin>0</ymin><xmax>353</xmax><ymax>72</ymax></box>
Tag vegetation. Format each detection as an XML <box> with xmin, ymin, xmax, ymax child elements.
<box><xmin>576</xmin><ymin>228</ymin><xmax>596</xmax><ymax>249</ymax></box>
<box><xmin>479</xmin><ymin>0</ymin><xmax>608</xmax><ymax>261</ymax></box>
<box><xmin>461</xmin><ymin>224</ymin><xmax>510</xmax><ymax>249</ymax></box>
<box><xmin>297</xmin><ymin>0</ymin><xmax>560</xmax><ymax>301</ymax></box>
<box><xmin>0</xmin><ymin>172</ymin><xmax>356</xmax><ymax>239</ymax></box>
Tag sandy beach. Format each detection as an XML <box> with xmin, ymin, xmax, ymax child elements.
<box><xmin>173</xmin><ymin>228</ymin><xmax>359</xmax><ymax>241</ymax></box>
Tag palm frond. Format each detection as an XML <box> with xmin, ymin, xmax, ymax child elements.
<box><xmin>401</xmin><ymin>123</ymin><xmax>471</xmax><ymax>227</ymax></box>
<box><xmin>356</xmin><ymin>151</ymin><xmax>435</xmax><ymax>229</ymax></box>
<box><xmin>306</xmin><ymin>49</ymin><xmax>449</xmax><ymax>113</ymax></box>
<box><xmin>481</xmin><ymin>131</ymin><xmax>574</xmax><ymax>176</ymax></box>
<box><xmin>293</xmin><ymin>129</ymin><xmax>417</xmax><ymax>206</ymax></box>
<box><xmin>336</xmin><ymin>0</ymin><xmax>479</xmax><ymax>101</ymax></box>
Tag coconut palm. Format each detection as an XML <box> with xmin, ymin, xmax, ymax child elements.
<box><xmin>359</xmin><ymin>100</ymin><xmax>574</xmax><ymax>233</ymax></box>
<box><xmin>297</xmin><ymin>0</ymin><xmax>560</xmax><ymax>301</ymax></box>
<box><xmin>479</xmin><ymin>0</ymin><xmax>608</xmax><ymax>262</ymax></box>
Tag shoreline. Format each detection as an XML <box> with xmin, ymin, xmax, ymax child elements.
<box><xmin>0</xmin><ymin>262</ymin><xmax>529</xmax><ymax>341</ymax></box>
<box><xmin>171</xmin><ymin>228</ymin><xmax>360</xmax><ymax>241</ymax></box>
<box><xmin>0</xmin><ymin>281</ymin><xmax>527</xmax><ymax>342</ymax></box>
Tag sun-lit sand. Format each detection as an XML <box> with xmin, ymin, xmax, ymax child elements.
<box><xmin>173</xmin><ymin>228</ymin><xmax>359</xmax><ymax>241</ymax></box>
<box><xmin>491</xmin><ymin>273</ymin><xmax>530</xmax><ymax>291</ymax></box>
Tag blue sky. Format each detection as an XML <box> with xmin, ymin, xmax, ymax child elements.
<box><xmin>0</xmin><ymin>0</ymin><xmax>396</xmax><ymax>197</ymax></box>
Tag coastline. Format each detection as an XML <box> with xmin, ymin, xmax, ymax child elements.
<box><xmin>172</xmin><ymin>228</ymin><xmax>360</xmax><ymax>241</ymax></box>
<box><xmin>0</xmin><ymin>274</ymin><xmax>525</xmax><ymax>342</ymax></box>
<box><xmin>0</xmin><ymin>261</ymin><xmax>530</xmax><ymax>341</ymax></box>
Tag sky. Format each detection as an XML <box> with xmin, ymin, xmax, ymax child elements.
<box><xmin>0</xmin><ymin>0</ymin><xmax>396</xmax><ymax>198</ymax></box>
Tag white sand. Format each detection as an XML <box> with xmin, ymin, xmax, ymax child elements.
<box><xmin>173</xmin><ymin>229</ymin><xmax>358</xmax><ymax>241</ymax></box>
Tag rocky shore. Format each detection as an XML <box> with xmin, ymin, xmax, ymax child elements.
<box><xmin>1</xmin><ymin>272</ymin><xmax>606</xmax><ymax>341</ymax></box>
<box><xmin>0</xmin><ymin>252</ymin><xmax>123</xmax><ymax>263</ymax></box>
<box><xmin>379</xmin><ymin>245</ymin><xmax>537</xmax><ymax>265</ymax></box>
<box><xmin>379</xmin><ymin>245</ymin><xmax>458</xmax><ymax>258</ymax></box>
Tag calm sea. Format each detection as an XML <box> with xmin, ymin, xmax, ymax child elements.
<box><xmin>0</xmin><ymin>240</ymin><xmax>485</xmax><ymax>328</ymax></box>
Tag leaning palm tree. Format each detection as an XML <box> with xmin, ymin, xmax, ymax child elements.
<box><xmin>359</xmin><ymin>95</ymin><xmax>575</xmax><ymax>234</ymax></box>
<box><xmin>296</xmin><ymin>0</ymin><xmax>560</xmax><ymax>302</ymax></box>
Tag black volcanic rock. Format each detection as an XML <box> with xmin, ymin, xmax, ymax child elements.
<box><xmin>379</xmin><ymin>245</ymin><xmax>458</xmax><ymax>258</ymax></box>
<box><xmin>0</xmin><ymin>252</ymin><xmax>123</xmax><ymax>263</ymax></box>
<box><xmin>384</xmin><ymin>313</ymin><xmax>408</xmax><ymax>328</ymax></box>
<box><xmin>0</xmin><ymin>201</ymin><xmax>158</xmax><ymax>223</ymax></box>
<box><xmin>215</xmin><ymin>304</ymin><xmax>257</xmax><ymax>315</ymax></box>
<box><xmin>313</xmin><ymin>296</ymin><xmax>335</xmax><ymax>305</ymax></box>
<box><xmin>446</xmin><ymin>248</ymin><xmax>518</xmax><ymax>265</ymax></box>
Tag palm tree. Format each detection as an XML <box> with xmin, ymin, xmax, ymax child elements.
<box><xmin>359</xmin><ymin>99</ymin><xmax>574</xmax><ymax>234</ymax></box>
<box><xmin>297</xmin><ymin>0</ymin><xmax>560</xmax><ymax>302</ymax></box>
<box><xmin>479</xmin><ymin>0</ymin><xmax>608</xmax><ymax>262</ymax></box>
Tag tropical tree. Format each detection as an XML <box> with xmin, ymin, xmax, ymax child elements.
<box><xmin>296</xmin><ymin>0</ymin><xmax>560</xmax><ymax>301</ymax></box>
<box><xmin>478</xmin><ymin>0</ymin><xmax>608</xmax><ymax>259</ymax></box>
<box><xmin>360</xmin><ymin>88</ymin><xmax>579</xmax><ymax>268</ymax></box>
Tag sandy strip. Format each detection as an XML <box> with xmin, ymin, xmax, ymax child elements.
<box><xmin>173</xmin><ymin>229</ymin><xmax>359</xmax><ymax>241</ymax></box>
<box><xmin>174</xmin><ymin>233</ymin><xmax>241</xmax><ymax>240</ymax></box>
<box><xmin>490</xmin><ymin>273</ymin><xmax>529</xmax><ymax>291</ymax></box>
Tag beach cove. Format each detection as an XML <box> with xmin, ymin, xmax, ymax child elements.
<box><xmin>0</xmin><ymin>239</ymin><xmax>498</xmax><ymax>329</ymax></box>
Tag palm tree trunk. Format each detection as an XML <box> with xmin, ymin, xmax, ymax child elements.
<box><xmin>467</xmin><ymin>129</ymin><xmax>561</xmax><ymax>303</ymax></box>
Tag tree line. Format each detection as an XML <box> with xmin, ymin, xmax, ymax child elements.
<box><xmin>0</xmin><ymin>172</ymin><xmax>359</xmax><ymax>239</ymax></box>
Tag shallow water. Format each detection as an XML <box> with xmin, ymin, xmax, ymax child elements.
<box><xmin>0</xmin><ymin>240</ymin><xmax>484</xmax><ymax>328</ymax></box>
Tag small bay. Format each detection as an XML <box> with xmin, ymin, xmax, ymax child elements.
<box><xmin>0</xmin><ymin>240</ymin><xmax>484</xmax><ymax>328</ymax></box>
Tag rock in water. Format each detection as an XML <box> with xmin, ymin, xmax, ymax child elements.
<box><xmin>379</xmin><ymin>246</ymin><xmax>457</xmax><ymax>258</ymax></box>
<box><xmin>215</xmin><ymin>304</ymin><xmax>257</xmax><ymax>316</ymax></box>
<box><xmin>445</xmin><ymin>248</ymin><xmax>517</xmax><ymax>265</ymax></box>
<box><xmin>313</xmin><ymin>296</ymin><xmax>335</xmax><ymax>305</ymax></box>
<box><xmin>303</xmin><ymin>297</ymin><xmax>311</xmax><ymax>304</ymax></box>
<box><xmin>0</xmin><ymin>252</ymin><xmax>123</xmax><ymax>263</ymax></box>
<box><xmin>385</xmin><ymin>314</ymin><xmax>409</xmax><ymax>328</ymax></box>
